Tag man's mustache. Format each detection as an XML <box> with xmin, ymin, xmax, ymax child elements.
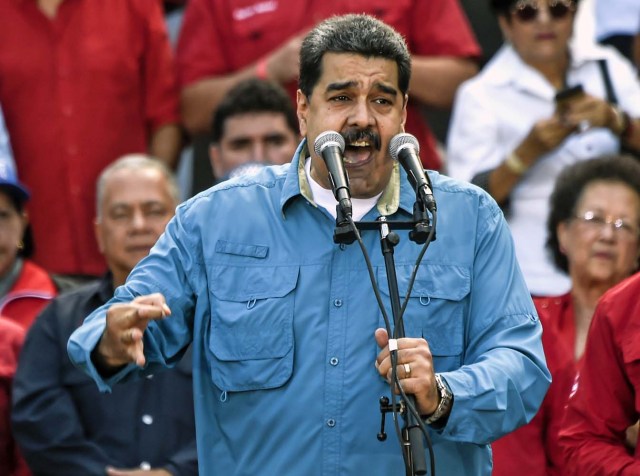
<box><xmin>341</xmin><ymin>129</ymin><xmax>381</xmax><ymax>151</ymax></box>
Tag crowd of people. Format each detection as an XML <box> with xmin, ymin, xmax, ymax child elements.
<box><xmin>0</xmin><ymin>0</ymin><xmax>639</xmax><ymax>475</ymax></box>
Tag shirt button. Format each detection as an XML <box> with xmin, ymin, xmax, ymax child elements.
<box><xmin>333</xmin><ymin>299</ymin><xmax>342</xmax><ymax>307</ymax></box>
<box><xmin>146</xmin><ymin>374</ymin><xmax>154</xmax><ymax>380</ymax></box>
<box><xmin>330</xmin><ymin>357</ymin><xmax>339</xmax><ymax>366</ymax></box>
<box><xmin>142</xmin><ymin>414</ymin><xmax>153</xmax><ymax>425</ymax></box>
<box><xmin>326</xmin><ymin>418</ymin><xmax>336</xmax><ymax>427</ymax></box>
<box><xmin>339</xmin><ymin>244</ymin><xmax>346</xmax><ymax>251</ymax></box>
<box><xmin>139</xmin><ymin>462</ymin><xmax>151</xmax><ymax>470</ymax></box>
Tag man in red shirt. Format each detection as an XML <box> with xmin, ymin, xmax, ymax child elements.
<box><xmin>559</xmin><ymin>272</ymin><xmax>640</xmax><ymax>475</ymax></box>
<box><xmin>176</xmin><ymin>0</ymin><xmax>481</xmax><ymax>171</ymax></box>
<box><xmin>0</xmin><ymin>0</ymin><xmax>181</xmax><ymax>278</ymax></box>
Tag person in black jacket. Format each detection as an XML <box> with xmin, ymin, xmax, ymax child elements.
<box><xmin>11</xmin><ymin>155</ymin><xmax>197</xmax><ymax>476</ymax></box>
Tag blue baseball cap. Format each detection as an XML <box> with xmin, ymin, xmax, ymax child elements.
<box><xmin>0</xmin><ymin>159</ymin><xmax>29</xmax><ymax>202</ymax></box>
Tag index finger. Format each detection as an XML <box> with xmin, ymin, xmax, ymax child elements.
<box><xmin>132</xmin><ymin>293</ymin><xmax>171</xmax><ymax>318</ymax></box>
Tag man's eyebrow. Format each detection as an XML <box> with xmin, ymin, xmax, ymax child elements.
<box><xmin>374</xmin><ymin>83</ymin><xmax>398</xmax><ymax>96</ymax></box>
<box><xmin>325</xmin><ymin>80</ymin><xmax>358</xmax><ymax>92</ymax></box>
<box><xmin>325</xmin><ymin>80</ymin><xmax>398</xmax><ymax>97</ymax></box>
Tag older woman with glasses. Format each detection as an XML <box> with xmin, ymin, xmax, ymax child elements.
<box><xmin>492</xmin><ymin>155</ymin><xmax>640</xmax><ymax>475</ymax></box>
<box><xmin>447</xmin><ymin>0</ymin><xmax>640</xmax><ymax>298</ymax></box>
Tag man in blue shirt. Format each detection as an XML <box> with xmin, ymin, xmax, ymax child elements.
<box><xmin>68</xmin><ymin>14</ymin><xmax>550</xmax><ymax>475</ymax></box>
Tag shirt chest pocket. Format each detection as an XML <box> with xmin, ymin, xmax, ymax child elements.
<box><xmin>207</xmin><ymin>265</ymin><xmax>299</xmax><ymax>392</ymax></box>
<box><xmin>377</xmin><ymin>263</ymin><xmax>470</xmax><ymax>372</ymax></box>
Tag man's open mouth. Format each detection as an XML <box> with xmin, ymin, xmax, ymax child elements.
<box><xmin>344</xmin><ymin>139</ymin><xmax>374</xmax><ymax>165</ymax></box>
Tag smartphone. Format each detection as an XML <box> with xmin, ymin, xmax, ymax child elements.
<box><xmin>555</xmin><ymin>84</ymin><xmax>585</xmax><ymax>110</ymax></box>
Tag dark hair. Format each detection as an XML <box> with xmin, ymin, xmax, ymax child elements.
<box><xmin>489</xmin><ymin>0</ymin><xmax>580</xmax><ymax>17</ymax></box>
<box><xmin>211</xmin><ymin>78</ymin><xmax>298</xmax><ymax>143</ymax></box>
<box><xmin>298</xmin><ymin>14</ymin><xmax>411</xmax><ymax>98</ymax></box>
<box><xmin>0</xmin><ymin>186</ymin><xmax>33</xmax><ymax>258</ymax></box>
<box><xmin>547</xmin><ymin>155</ymin><xmax>640</xmax><ymax>273</ymax></box>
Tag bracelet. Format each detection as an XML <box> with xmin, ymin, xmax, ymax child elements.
<box><xmin>621</xmin><ymin>112</ymin><xmax>633</xmax><ymax>140</ymax></box>
<box><xmin>609</xmin><ymin>104</ymin><xmax>628</xmax><ymax>137</ymax></box>
<box><xmin>504</xmin><ymin>151</ymin><xmax>529</xmax><ymax>175</ymax></box>
<box><xmin>256</xmin><ymin>58</ymin><xmax>269</xmax><ymax>80</ymax></box>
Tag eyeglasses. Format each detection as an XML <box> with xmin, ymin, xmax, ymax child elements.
<box><xmin>511</xmin><ymin>0</ymin><xmax>576</xmax><ymax>23</ymax></box>
<box><xmin>573</xmin><ymin>210</ymin><xmax>640</xmax><ymax>240</ymax></box>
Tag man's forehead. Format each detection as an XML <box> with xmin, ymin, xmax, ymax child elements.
<box><xmin>222</xmin><ymin>113</ymin><xmax>293</xmax><ymax>139</ymax></box>
<box><xmin>316</xmin><ymin>52</ymin><xmax>400</xmax><ymax>91</ymax></box>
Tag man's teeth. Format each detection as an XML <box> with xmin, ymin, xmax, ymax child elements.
<box><xmin>348</xmin><ymin>140</ymin><xmax>370</xmax><ymax>147</ymax></box>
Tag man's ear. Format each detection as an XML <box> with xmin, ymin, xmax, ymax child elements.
<box><xmin>297</xmin><ymin>90</ymin><xmax>308</xmax><ymax>137</ymax></box>
<box><xmin>94</xmin><ymin>219</ymin><xmax>105</xmax><ymax>254</ymax></box>
<box><xmin>209</xmin><ymin>144</ymin><xmax>224</xmax><ymax>179</ymax></box>
<box><xmin>401</xmin><ymin>94</ymin><xmax>408</xmax><ymax>131</ymax></box>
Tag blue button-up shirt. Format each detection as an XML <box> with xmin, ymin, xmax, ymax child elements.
<box><xmin>69</xmin><ymin>141</ymin><xmax>550</xmax><ymax>476</ymax></box>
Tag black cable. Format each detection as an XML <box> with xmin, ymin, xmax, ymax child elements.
<box><xmin>345</xmin><ymin>211</ymin><xmax>438</xmax><ymax>476</ymax></box>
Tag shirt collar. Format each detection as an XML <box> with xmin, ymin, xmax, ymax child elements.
<box><xmin>280</xmin><ymin>139</ymin><xmax>414</xmax><ymax>218</ymax></box>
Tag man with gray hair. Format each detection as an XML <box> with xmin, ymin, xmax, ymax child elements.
<box><xmin>12</xmin><ymin>155</ymin><xmax>197</xmax><ymax>476</ymax></box>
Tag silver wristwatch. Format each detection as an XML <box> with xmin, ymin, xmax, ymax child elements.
<box><xmin>424</xmin><ymin>374</ymin><xmax>453</xmax><ymax>425</ymax></box>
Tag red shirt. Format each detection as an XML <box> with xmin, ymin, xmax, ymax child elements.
<box><xmin>0</xmin><ymin>317</ymin><xmax>29</xmax><ymax>476</ymax></box>
<box><xmin>176</xmin><ymin>0</ymin><xmax>481</xmax><ymax>171</ymax></box>
<box><xmin>559</xmin><ymin>273</ymin><xmax>640</xmax><ymax>475</ymax></box>
<box><xmin>0</xmin><ymin>0</ymin><xmax>179</xmax><ymax>276</ymax></box>
<box><xmin>492</xmin><ymin>293</ymin><xmax>576</xmax><ymax>476</ymax></box>
<box><xmin>0</xmin><ymin>260</ymin><xmax>58</xmax><ymax>330</ymax></box>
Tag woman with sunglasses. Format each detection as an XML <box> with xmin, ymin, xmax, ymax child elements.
<box><xmin>446</xmin><ymin>0</ymin><xmax>640</xmax><ymax>299</ymax></box>
<box><xmin>494</xmin><ymin>155</ymin><xmax>640</xmax><ymax>475</ymax></box>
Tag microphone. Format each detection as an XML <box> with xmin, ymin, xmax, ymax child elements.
<box><xmin>389</xmin><ymin>133</ymin><xmax>436</xmax><ymax>212</ymax></box>
<box><xmin>313</xmin><ymin>131</ymin><xmax>352</xmax><ymax>218</ymax></box>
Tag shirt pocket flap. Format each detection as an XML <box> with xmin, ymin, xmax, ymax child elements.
<box><xmin>377</xmin><ymin>263</ymin><xmax>470</xmax><ymax>359</ymax></box>
<box><xmin>377</xmin><ymin>263</ymin><xmax>471</xmax><ymax>302</ymax></box>
<box><xmin>210</xmin><ymin>264</ymin><xmax>297</xmax><ymax>302</ymax></box>
<box><xmin>206</xmin><ymin>265</ymin><xmax>298</xmax><ymax>392</ymax></box>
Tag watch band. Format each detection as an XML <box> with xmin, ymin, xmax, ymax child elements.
<box><xmin>424</xmin><ymin>374</ymin><xmax>453</xmax><ymax>425</ymax></box>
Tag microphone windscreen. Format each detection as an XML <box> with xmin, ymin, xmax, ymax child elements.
<box><xmin>314</xmin><ymin>131</ymin><xmax>346</xmax><ymax>156</ymax></box>
<box><xmin>389</xmin><ymin>133</ymin><xmax>420</xmax><ymax>161</ymax></box>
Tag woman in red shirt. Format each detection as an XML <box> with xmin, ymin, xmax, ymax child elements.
<box><xmin>492</xmin><ymin>154</ymin><xmax>640</xmax><ymax>475</ymax></box>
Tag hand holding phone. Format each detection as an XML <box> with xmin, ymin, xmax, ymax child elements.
<box><xmin>555</xmin><ymin>84</ymin><xmax>585</xmax><ymax>113</ymax></box>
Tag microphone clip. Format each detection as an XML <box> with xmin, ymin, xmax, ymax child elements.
<box><xmin>333</xmin><ymin>205</ymin><xmax>357</xmax><ymax>244</ymax></box>
<box><xmin>409</xmin><ymin>196</ymin><xmax>436</xmax><ymax>245</ymax></box>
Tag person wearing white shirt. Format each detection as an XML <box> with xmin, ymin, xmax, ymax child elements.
<box><xmin>446</xmin><ymin>0</ymin><xmax>640</xmax><ymax>297</ymax></box>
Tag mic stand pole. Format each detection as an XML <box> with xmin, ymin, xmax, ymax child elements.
<box><xmin>378</xmin><ymin>216</ymin><xmax>427</xmax><ymax>476</ymax></box>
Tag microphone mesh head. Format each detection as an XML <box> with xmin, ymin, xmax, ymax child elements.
<box><xmin>389</xmin><ymin>133</ymin><xmax>420</xmax><ymax>161</ymax></box>
<box><xmin>314</xmin><ymin>131</ymin><xmax>345</xmax><ymax>156</ymax></box>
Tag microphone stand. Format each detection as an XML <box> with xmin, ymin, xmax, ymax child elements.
<box><xmin>333</xmin><ymin>201</ymin><xmax>434</xmax><ymax>475</ymax></box>
<box><xmin>378</xmin><ymin>216</ymin><xmax>427</xmax><ymax>476</ymax></box>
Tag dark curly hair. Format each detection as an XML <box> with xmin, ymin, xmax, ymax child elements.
<box><xmin>546</xmin><ymin>155</ymin><xmax>640</xmax><ymax>274</ymax></box>
<box><xmin>211</xmin><ymin>78</ymin><xmax>298</xmax><ymax>143</ymax></box>
<box><xmin>298</xmin><ymin>14</ymin><xmax>411</xmax><ymax>99</ymax></box>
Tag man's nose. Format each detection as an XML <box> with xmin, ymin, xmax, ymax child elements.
<box><xmin>250</xmin><ymin>142</ymin><xmax>267</xmax><ymax>163</ymax></box>
<box><xmin>349</xmin><ymin>100</ymin><xmax>375</xmax><ymax>128</ymax></box>
<box><xmin>130</xmin><ymin>209</ymin><xmax>147</xmax><ymax>230</ymax></box>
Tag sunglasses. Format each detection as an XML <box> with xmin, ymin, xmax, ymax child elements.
<box><xmin>511</xmin><ymin>0</ymin><xmax>576</xmax><ymax>22</ymax></box>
